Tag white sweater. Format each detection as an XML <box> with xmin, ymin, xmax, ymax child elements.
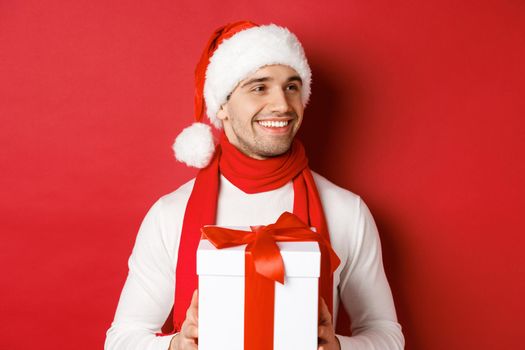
<box><xmin>105</xmin><ymin>172</ymin><xmax>405</xmax><ymax>349</ymax></box>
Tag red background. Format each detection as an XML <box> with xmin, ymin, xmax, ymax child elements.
<box><xmin>1</xmin><ymin>1</ymin><xmax>524</xmax><ymax>349</ymax></box>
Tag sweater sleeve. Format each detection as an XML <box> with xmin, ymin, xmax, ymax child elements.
<box><xmin>105</xmin><ymin>199</ymin><xmax>177</xmax><ymax>350</ymax></box>
<box><xmin>335</xmin><ymin>197</ymin><xmax>405</xmax><ymax>349</ymax></box>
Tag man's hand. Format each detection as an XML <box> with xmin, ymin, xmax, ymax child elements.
<box><xmin>318</xmin><ymin>298</ymin><xmax>341</xmax><ymax>350</ymax></box>
<box><xmin>170</xmin><ymin>289</ymin><xmax>199</xmax><ymax>350</ymax></box>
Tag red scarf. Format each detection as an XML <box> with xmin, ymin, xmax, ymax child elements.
<box><xmin>161</xmin><ymin>134</ymin><xmax>336</xmax><ymax>334</ymax></box>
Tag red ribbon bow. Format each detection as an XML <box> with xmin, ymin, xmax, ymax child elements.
<box><xmin>201</xmin><ymin>211</ymin><xmax>340</xmax><ymax>350</ymax></box>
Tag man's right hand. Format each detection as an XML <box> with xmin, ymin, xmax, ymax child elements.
<box><xmin>169</xmin><ymin>289</ymin><xmax>199</xmax><ymax>350</ymax></box>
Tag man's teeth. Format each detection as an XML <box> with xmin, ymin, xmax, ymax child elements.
<box><xmin>258</xmin><ymin>120</ymin><xmax>289</xmax><ymax>128</ymax></box>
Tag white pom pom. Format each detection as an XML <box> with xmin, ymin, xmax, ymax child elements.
<box><xmin>172</xmin><ymin>122</ymin><xmax>216</xmax><ymax>168</ymax></box>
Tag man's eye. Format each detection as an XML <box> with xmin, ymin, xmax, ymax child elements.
<box><xmin>286</xmin><ymin>84</ymin><xmax>300</xmax><ymax>91</ymax></box>
<box><xmin>252</xmin><ymin>85</ymin><xmax>266</xmax><ymax>93</ymax></box>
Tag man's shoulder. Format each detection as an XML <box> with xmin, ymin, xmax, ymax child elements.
<box><xmin>154</xmin><ymin>177</ymin><xmax>196</xmax><ymax>213</ymax></box>
<box><xmin>310</xmin><ymin>171</ymin><xmax>366</xmax><ymax>238</ymax></box>
<box><xmin>311</xmin><ymin>170</ymin><xmax>361</xmax><ymax>204</ymax></box>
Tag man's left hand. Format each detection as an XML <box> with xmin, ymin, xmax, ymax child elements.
<box><xmin>318</xmin><ymin>298</ymin><xmax>341</xmax><ymax>350</ymax></box>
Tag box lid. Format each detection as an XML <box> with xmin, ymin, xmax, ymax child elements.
<box><xmin>197</xmin><ymin>238</ymin><xmax>320</xmax><ymax>278</ymax></box>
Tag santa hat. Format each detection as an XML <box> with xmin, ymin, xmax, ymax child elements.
<box><xmin>173</xmin><ymin>21</ymin><xmax>312</xmax><ymax>168</ymax></box>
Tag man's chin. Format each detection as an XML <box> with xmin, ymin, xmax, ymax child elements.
<box><xmin>254</xmin><ymin>141</ymin><xmax>294</xmax><ymax>158</ymax></box>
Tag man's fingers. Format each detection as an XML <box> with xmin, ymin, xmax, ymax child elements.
<box><xmin>190</xmin><ymin>289</ymin><xmax>199</xmax><ymax>323</ymax></box>
<box><xmin>180</xmin><ymin>338</ymin><xmax>198</xmax><ymax>350</ymax></box>
<box><xmin>191</xmin><ymin>289</ymin><xmax>199</xmax><ymax>307</ymax></box>
<box><xmin>318</xmin><ymin>324</ymin><xmax>325</xmax><ymax>339</ymax></box>
<box><xmin>185</xmin><ymin>307</ymin><xmax>197</xmax><ymax>324</ymax></box>
<box><xmin>185</xmin><ymin>290</ymin><xmax>199</xmax><ymax>324</ymax></box>
<box><xmin>317</xmin><ymin>298</ymin><xmax>339</xmax><ymax>350</ymax></box>
<box><xmin>318</xmin><ymin>324</ymin><xmax>330</xmax><ymax>340</ymax></box>
<box><xmin>182</xmin><ymin>322</ymin><xmax>199</xmax><ymax>339</ymax></box>
<box><xmin>319</xmin><ymin>297</ymin><xmax>332</xmax><ymax>326</ymax></box>
<box><xmin>172</xmin><ymin>332</ymin><xmax>198</xmax><ymax>350</ymax></box>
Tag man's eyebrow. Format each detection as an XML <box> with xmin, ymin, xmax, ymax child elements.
<box><xmin>287</xmin><ymin>75</ymin><xmax>303</xmax><ymax>85</ymax></box>
<box><xmin>240</xmin><ymin>77</ymin><xmax>271</xmax><ymax>89</ymax></box>
<box><xmin>240</xmin><ymin>75</ymin><xmax>303</xmax><ymax>89</ymax></box>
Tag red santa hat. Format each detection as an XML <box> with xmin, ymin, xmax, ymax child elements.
<box><xmin>173</xmin><ymin>21</ymin><xmax>312</xmax><ymax>168</ymax></box>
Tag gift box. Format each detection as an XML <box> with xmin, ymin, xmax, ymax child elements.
<box><xmin>197</xmin><ymin>235</ymin><xmax>321</xmax><ymax>350</ymax></box>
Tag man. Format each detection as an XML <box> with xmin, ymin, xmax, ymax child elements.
<box><xmin>105</xmin><ymin>21</ymin><xmax>404</xmax><ymax>350</ymax></box>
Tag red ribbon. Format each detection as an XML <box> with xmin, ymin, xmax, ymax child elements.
<box><xmin>201</xmin><ymin>212</ymin><xmax>340</xmax><ymax>350</ymax></box>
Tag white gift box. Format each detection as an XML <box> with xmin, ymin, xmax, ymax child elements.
<box><xmin>197</xmin><ymin>236</ymin><xmax>320</xmax><ymax>350</ymax></box>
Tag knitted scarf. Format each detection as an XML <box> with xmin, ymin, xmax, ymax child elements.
<box><xmin>161</xmin><ymin>134</ymin><xmax>336</xmax><ymax>334</ymax></box>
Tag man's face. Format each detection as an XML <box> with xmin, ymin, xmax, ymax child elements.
<box><xmin>217</xmin><ymin>64</ymin><xmax>304</xmax><ymax>159</ymax></box>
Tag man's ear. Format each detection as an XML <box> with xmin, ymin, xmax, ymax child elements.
<box><xmin>217</xmin><ymin>103</ymin><xmax>228</xmax><ymax>121</ymax></box>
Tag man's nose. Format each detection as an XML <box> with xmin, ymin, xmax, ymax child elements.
<box><xmin>268</xmin><ymin>88</ymin><xmax>291</xmax><ymax>114</ymax></box>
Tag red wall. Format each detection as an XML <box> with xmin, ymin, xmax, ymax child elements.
<box><xmin>1</xmin><ymin>1</ymin><xmax>524</xmax><ymax>349</ymax></box>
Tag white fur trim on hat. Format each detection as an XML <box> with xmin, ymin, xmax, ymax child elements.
<box><xmin>204</xmin><ymin>24</ymin><xmax>312</xmax><ymax>129</ymax></box>
<box><xmin>172</xmin><ymin>122</ymin><xmax>216</xmax><ymax>168</ymax></box>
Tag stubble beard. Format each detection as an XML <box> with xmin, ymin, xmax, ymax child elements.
<box><xmin>231</xmin><ymin>121</ymin><xmax>295</xmax><ymax>159</ymax></box>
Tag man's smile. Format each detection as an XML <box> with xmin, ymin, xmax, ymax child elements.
<box><xmin>257</xmin><ymin>120</ymin><xmax>289</xmax><ymax>128</ymax></box>
<box><xmin>255</xmin><ymin>118</ymin><xmax>295</xmax><ymax>134</ymax></box>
